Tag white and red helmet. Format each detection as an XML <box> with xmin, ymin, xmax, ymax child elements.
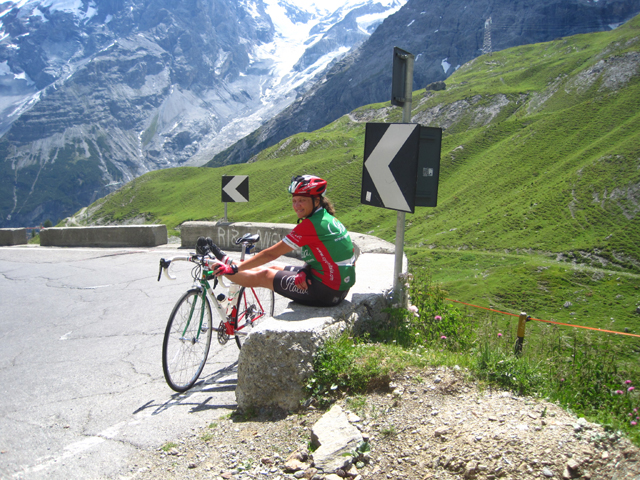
<box><xmin>288</xmin><ymin>175</ymin><xmax>327</xmax><ymax>197</ymax></box>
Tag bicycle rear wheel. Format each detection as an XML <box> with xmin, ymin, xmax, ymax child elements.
<box><xmin>162</xmin><ymin>288</ymin><xmax>213</xmax><ymax>392</ymax></box>
<box><xmin>234</xmin><ymin>286</ymin><xmax>274</xmax><ymax>349</ymax></box>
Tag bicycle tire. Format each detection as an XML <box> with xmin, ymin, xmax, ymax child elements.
<box><xmin>234</xmin><ymin>286</ymin><xmax>274</xmax><ymax>349</ymax></box>
<box><xmin>162</xmin><ymin>288</ymin><xmax>213</xmax><ymax>392</ymax></box>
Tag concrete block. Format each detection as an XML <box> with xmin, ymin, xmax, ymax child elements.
<box><xmin>180</xmin><ymin>221</ymin><xmax>296</xmax><ymax>252</ymax></box>
<box><xmin>179</xmin><ymin>221</ymin><xmax>394</xmax><ymax>257</ymax></box>
<box><xmin>0</xmin><ymin>228</ymin><xmax>28</xmax><ymax>246</ymax></box>
<box><xmin>40</xmin><ymin>225</ymin><xmax>168</xmax><ymax>247</ymax></box>
<box><xmin>236</xmin><ymin>292</ymin><xmax>392</xmax><ymax>411</ymax></box>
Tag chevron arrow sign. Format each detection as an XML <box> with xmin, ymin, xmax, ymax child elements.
<box><xmin>361</xmin><ymin>123</ymin><xmax>420</xmax><ymax>213</ymax></box>
<box><xmin>221</xmin><ymin>175</ymin><xmax>249</xmax><ymax>203</ymax></box>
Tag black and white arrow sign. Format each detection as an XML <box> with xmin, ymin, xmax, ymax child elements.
<box><xmin>361</xmin><ymin>123</ymin><xmax>420</xmax><ymax>213</ymax></box>
<box><xmin>221</xmin><ymin>175</ymin><xmax>249</xmax><ymax>203</ymax></box>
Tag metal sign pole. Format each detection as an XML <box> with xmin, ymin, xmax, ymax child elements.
<box><xmin>393</xmin><ymin>52</ymin><xmax>414</xmax><ymax>293</ymax></box>
<box><xmin>224</xmin><ymin>202</ymin><xmax>228</xmax><ymax>223</ymax></box>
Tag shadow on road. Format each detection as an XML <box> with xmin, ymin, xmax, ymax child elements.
<box><xmin>133</xmin><ymin>362</ymin><xmax>239</xmax><ymax>416</ymax></box>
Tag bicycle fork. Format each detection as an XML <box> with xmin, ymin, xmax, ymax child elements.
<box><xmin>181</xmin><ymin>288</ymin><xmax>208</xmax><ymax>343</ymax></box>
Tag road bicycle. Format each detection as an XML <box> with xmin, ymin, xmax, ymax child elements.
<box><xmin>157</xmin><ymin>233</ymin><xmax>274</xmax><ymax>392</ymax></box>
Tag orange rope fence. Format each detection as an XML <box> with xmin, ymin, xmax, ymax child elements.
<box><xmin>445</xmin><ymin>298</ymin><xmax>640</xmax><ymax>339</ymax></box>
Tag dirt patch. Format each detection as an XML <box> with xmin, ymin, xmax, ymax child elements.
<box><xmin>123</xmin><ymin>366</ymin><xmax>640</xmax><ymax>479</ymax></box>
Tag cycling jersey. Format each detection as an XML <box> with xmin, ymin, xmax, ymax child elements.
<box><xmin>282</xmin><ymin>208</ymin><xmax>356</xmax><ymax>291</ymax></box>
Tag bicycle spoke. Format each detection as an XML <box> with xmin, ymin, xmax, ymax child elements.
<box><xmin>162</xmin><ymin>289</ymin><xmax>213</xmax><ymax>392</ymax></box>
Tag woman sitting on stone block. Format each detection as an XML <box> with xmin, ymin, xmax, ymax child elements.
<box><xmin>199</xmin><ymin>175</ymin><xmax>356</xmax><ymax>307</ymax></box>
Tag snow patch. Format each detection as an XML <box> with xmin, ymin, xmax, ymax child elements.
<box><xmin>256</xmin><ymin>0</ymin><xmax>406</xmax><ymax>104</ymax></box>
<box><xmin>242</xmin><ymin>0</ymin><xmax>261</xmax><ymax>19</ymax></box>
<box><xmin>0</xmin><ymin>61</ymin><xmax>11</xmax><ymax>75</ymax></box>
<box><xmin>357</xmin><ymin>3</ymin><xmax>406</xmax><ymax>33</ymax></box>
<box><xmin>284</xmin><ymin>0</ymin><xmax>404</xmax><ymax>16</ymax></box>
<box><xmin>6</xmin><ymin>0</ymin><xmax>98</xmax><ymax>21</ymax></box>
<box><xmin>214</xmin><ymin>50</ymin><xmax>230</xmax><ymax>76</ymax></box>
<box><xmin>441</xmin><ymin>58</ymin><xmax>451</xmax><ymax>73</ymax></box>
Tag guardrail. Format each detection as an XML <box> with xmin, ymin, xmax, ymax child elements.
<box><xmin>0</xmin><ymin>228</ymin><xmax>28</xmax><ymax>246</ymax></box>
<box><xmin>39</xmin><ymin>225</ymin><xmax>168</xmax><ymax>247</ymax></box>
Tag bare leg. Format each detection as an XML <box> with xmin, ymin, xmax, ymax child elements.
<box><xmin>222</xmin><ymin>265</ymin><xmax>283</xmax><ymax>290</ymax></box>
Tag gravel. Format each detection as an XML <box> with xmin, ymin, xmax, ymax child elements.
<box><xmin>122</xmin><ymin>366</ymin><xmax>640</xmax><ymax>480</ymax></box>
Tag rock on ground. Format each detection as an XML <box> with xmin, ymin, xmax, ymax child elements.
<box><xmin>122</xmin><ymin>367</ymin><xmax>640</xmax><ymax>480</ymax></box>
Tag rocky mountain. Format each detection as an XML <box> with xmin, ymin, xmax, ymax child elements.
<box><xmin>0</xmin><ymin>0</ymin><xmax>406</xmax><ymax>227</ymax></box>
<box><xmin>207</xmin><ymin>0</ymin><xmax>640</xmax><ymax>168</ymax></box>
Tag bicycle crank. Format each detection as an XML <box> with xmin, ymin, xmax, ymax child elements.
<box><xmin>217</xmin><ymin>321</ymin><xmax>230</xmax><ymax>345</ymax></box>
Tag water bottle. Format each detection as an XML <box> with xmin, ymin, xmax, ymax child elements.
<box><xmin>226</xmin><ymin>282</ymin><xmax>239</xmax><ymax>316</ymax></box>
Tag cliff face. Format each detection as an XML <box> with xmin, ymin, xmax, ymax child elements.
<box><xmin>0</xmin><ymin>0</ymin><xmax>405</xmax><ymax>227</ymax></box>
<box><xmin>207</xmin><ymin>0</ymin><xmax>640</xmax><ymax>168</ymax></box>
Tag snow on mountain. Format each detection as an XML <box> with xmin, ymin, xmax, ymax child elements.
<box><xmin>0</xmin><ymin>0</ymin><xmax>405</xmax><ymax>144</ymax></box>
<box><xmin>244</xmin><ymin>0</ymin><xmax>406</xmax><ymax>131</ymax></box>
<box><xmin>0</xmin><ymin>0</ymin><xmax>408</xmax><ymax>227</ymax></box>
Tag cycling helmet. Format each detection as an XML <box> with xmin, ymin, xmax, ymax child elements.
<box><xmin>288</xmin><ymin>175</ymin><xmax>327</xmax><ymax>197</ymax></box>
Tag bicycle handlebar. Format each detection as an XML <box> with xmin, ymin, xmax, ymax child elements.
<box><xmin>158</xmin><ymin>235</ymin><xmax>260</xmax><ymax>283</ymax></box>
<box><xmin>157</xmin><ymin>254</ymin><xmax>229</xmax><ymax>287</ymax></box>
<box><xmin>158</xmin><ymin>255</ymin><xmax>191</xmax><ymax>281</ymax></box>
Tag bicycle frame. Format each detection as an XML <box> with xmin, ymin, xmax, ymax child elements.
<box><xmin>235</xmin><ymin>288</ymin><xmax>268</xmax><ymax>330</ymax></box>
<box><xmin>158</xmin><ymin>236</ymin><xmax>262</xmax><ymax>339</ymax></box>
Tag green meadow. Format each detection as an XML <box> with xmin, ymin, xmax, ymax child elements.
<box><xmin>74</xmin><ymin>15</ymin><xmax>640</xmax><ymax>338</ymax></box>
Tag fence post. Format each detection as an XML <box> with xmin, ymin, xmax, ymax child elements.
<box><xmin>514</xmin><ymin>312</ymin><xmax>527</xmax><ymax>356</ymax></box>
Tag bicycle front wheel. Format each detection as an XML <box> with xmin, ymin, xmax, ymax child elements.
<box><xmin>162</xmin><ymin>288</ymin><xmax>213</xmax><ymax>392</ymax></box>
<box><xmin>234</xmin><ymin>286</ymin><xmax>274</xmax><ymax>349</ymax></box>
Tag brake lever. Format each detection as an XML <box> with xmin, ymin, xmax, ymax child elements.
<box><xmin>158</xmin><ymin>258</ymin><xmax>171</xmax><ymax>281</ymax></box>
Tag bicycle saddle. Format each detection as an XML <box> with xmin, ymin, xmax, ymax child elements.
<box><xmin>235</xmin><ymin>233</ymin><xmax>260</xmax><ymax>245</ymax></box>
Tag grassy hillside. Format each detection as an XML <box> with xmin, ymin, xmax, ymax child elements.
<box><xmin>70</xmin><ymin>15</ymin><xmax>640</xmax><ymax>336</ymax></box>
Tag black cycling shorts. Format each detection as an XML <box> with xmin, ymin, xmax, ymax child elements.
<box><xmin>273</xmin><ymin>265</ymin><xmax>349</xmax><ymax>307</ymax></box>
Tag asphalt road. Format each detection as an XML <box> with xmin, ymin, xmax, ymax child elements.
<box><xmin>0</xmin><ymin>244</ymin><xmax>293</xmax><ymax>479</ymax></box>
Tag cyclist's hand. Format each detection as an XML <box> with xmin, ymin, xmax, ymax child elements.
<box><xmin>294</xmin><ymin>271</ymin><xmax>310</xmax><ymax>290</ymax></box>
<box><xmin>212</xmin><ymin>261</ymin><xmax>238</xmax><ymax>276</ymax></box>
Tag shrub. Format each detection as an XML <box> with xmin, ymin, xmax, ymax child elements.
<box><xmin>379</xmin><ymin>268</ymin><xmax>476</xmax><ymax>351</ymax></box>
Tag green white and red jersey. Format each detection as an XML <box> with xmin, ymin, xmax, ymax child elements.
<box><xmin>283</xmin><ymin>208</ymin><xmax>356</xmax><ymax>291</ymax></box>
